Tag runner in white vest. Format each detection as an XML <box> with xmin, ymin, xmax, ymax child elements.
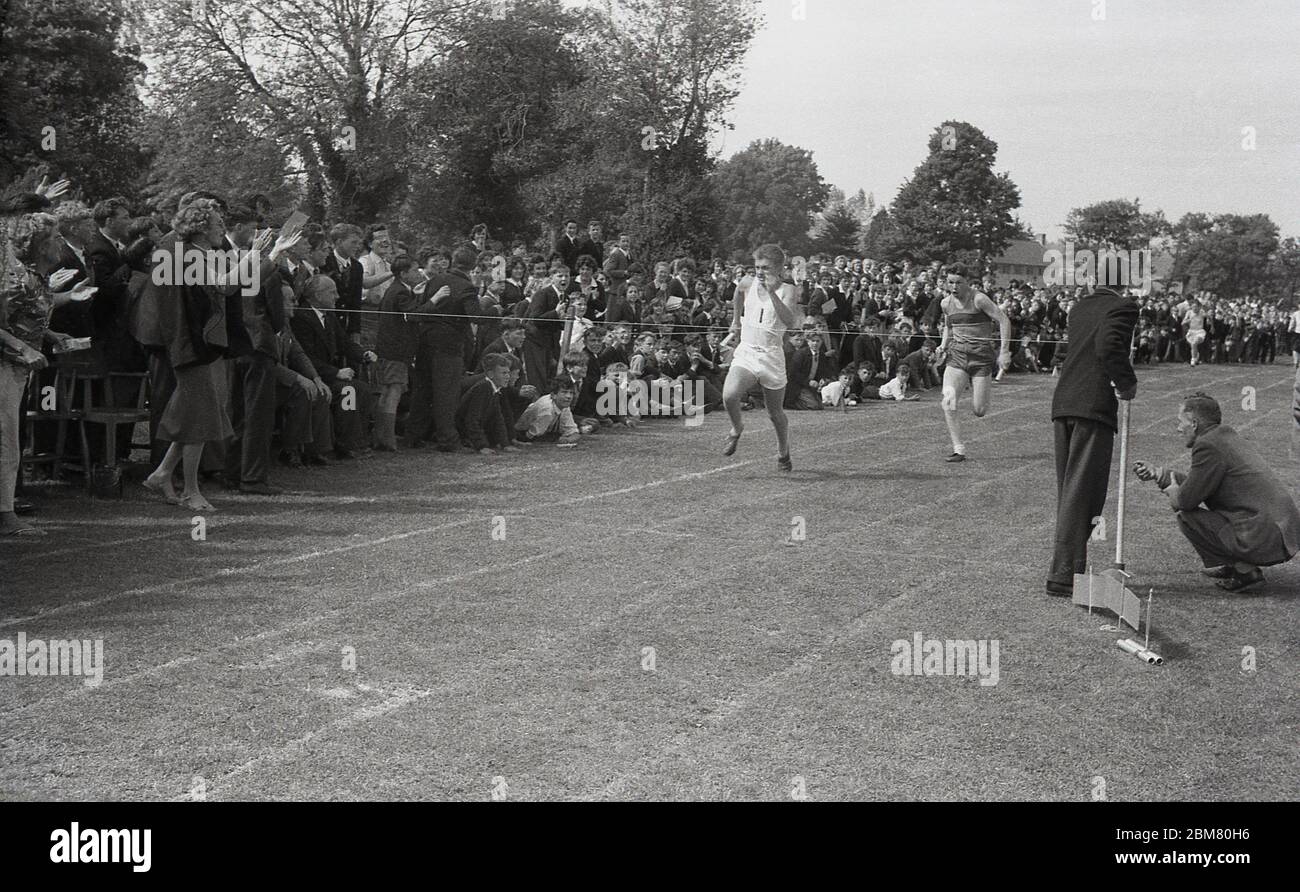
<box><xmin>720</xmin><ymin>243</ymin><xmax>802</xmax><ymax>471</ymax></box>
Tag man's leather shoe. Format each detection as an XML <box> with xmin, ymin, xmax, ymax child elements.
<box><xmin>279</xmin><ymin>450</ymin><xmax>303</xmax><ymax>468</ymax></box>
<box><xmin>945</xmin><ymin>452</ymin><xmax>967</xmax><ymax>463</ymax></box>
<box><xmin>1199</xmin><ymin>565</ymin><xmax>1234</xmax><ymax>579</ymax></box>
<box><xmin>1045</xmin><ymin>580</ymin><xmax>1073</xmax><ymax>597</ymax></box>
<box><xmin>304</xmin><ymin>452</ymin><xmax>331</xmax><ymax>466</ymax></box>
<box><xmin>13</xmin><ymin>497</ymin><xmax>35</xmax><ymax>516</ymax></box>
<box><xmin>1215</xmin><ymin>567</ymin><xmax>1264</xmax><ymax>592</ymax></box>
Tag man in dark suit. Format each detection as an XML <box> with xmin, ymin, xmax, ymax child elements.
<box><xmin>223</xmin><ymin>206</ymin><xmax>288</xmax><ymax>493</ymax></box>
<box><xmin>325</xmin><ymin>223</ymin><xmax>365</xmax><ymax>337</ymax></box>
<box><xmin>523</xmin><ymin>263</ymin><xmax>569</xmax><ymax>391</ymax></box>
<box><xmin>555</xmin><ymin>219</ymin><xmax>584</xmax><ymax>272</ymax></box>
<box><xmin>85</xmin><ymin>197</ymin><xmax>144</xmax><ymax>460</ymax></box>
<box><xmin>291</xmin><ymin>275</ymin><xmax>373</xmax><ymax>458</ymax></box>
<box><xmin>667</xmin><ymin>258</ymin><xmax>696</xmax><ymax>309</ymax></box>
<box><xmin>406</xmin><ymin>246</ymin><xmax>482</xmax><ymax>451</ymax></box>
<box><xmin>580</xmin><ymin>221</ymin><xmax>605</xmax><ymax>271</ymax></box>
<box><xmin>1046</xmin><ymin>274</ymin><xmax>1138</xmax><ymax>597</ymax></box>
<box><xmin>1133</xmin><ymin>392</ymin><xmax>1300</xmax><ymax>591</ymax></box>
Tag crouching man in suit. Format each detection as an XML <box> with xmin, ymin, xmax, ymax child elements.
<box><xmin>1133</xmin><ymin>392</ymin><xmax>1300</xmax><ymax>592</ymax></box>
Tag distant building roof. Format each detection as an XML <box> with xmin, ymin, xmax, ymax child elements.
<box><xmin>992</xmin><ymin>237</ymin><xmax>1050</xmax><ymax>268</ymax></box>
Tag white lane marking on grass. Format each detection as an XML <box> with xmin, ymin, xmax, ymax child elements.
<box><xmin>177</xmin><ymin>682</ymin><xmax>434</xmax><ymax>800</ymax></box>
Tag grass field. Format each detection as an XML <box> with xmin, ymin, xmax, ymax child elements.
<box><xmin>1</xmin><ymin>361</ymin><xmax>1296</xmax><ymax>802</ymax></box>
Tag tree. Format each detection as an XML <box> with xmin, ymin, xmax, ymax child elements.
<box><xmin>526</xmin><ymin>0</ymin><xmax>761</xmax><ymax>259</ymax></box>
<box><xmin>888</xmin><ymin>121</ymin><xmax>1021</xmax><ymax>264</ymax></box>
<box><xmin>1169</xmin><ymin>213</ymin><xmax>1279</xmax><ymax>299</ymax></box>
<box><xmin>810</xmin><ymin>196</ymin><xmax>862</xmax><ymax>258</ymax></box>
<box><xmin>401</xmin><ymin>0</ymin><xmax>589</xmax><ymax>246</ymax></box>
<box><xmin>1064</xmin><ymin>198</ymin><xmax>1168</xmax><ymax>250</ymax></box>
<box><xmin>844</xmin><ymin>188</ymin><xmax>872</xmax><ymax>227</ymax></box>
<box><xmin>0</xmin><ymin>0</ymin><xmax>149</xmax><ymax>201</ymax></box>
<box><xmin>140</xmin><ymin>78</ymin><xmax>295</xmax><ymax>212</ymax></box>
<box><xmin>712</xmin><ymin>139</ymin><xmax>829</xmax><ymax>256</ymax></box>
<box><xmin>1267</xmin><ymin>236</ymin><xmax>1300</xmax><ymax>307</ymax></box>
<box><xmin>141</xmin><ymin>0</ymin><xmax>474</xmax><ymax>223</ymax></box>
<box><xmin>860</xmin><ymin>208</ymin><xmax>903</xmax><ymax>260</ymax></box>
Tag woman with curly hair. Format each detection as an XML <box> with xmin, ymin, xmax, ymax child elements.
<box><xmin>142</xmin><ymin>200</ymin><xmax>277</xmax><ymax>511</ymax></box>
<box><xmin>0</xmin><ymin>204</ymin><xmax>80</xmax><ymax>536</ymax></box>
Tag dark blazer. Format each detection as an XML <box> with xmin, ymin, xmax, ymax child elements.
<box><xmin>84</xmin><ymin>231</ymin><xmax>127</xmax><ymax>336</ymax></box>
<box><xmin>291</xmin><ymin>302</ymin><xmax>364</xmax><ymax>382</ymax></box>
<box><xmin>851</xmin><ymin>332</ymin><xmax>883</xmax><ymax>371</ymax></box>
<box><xmin>1051</xmin><ymin>287</ymin><xmax>1138</xmax><ymax>431</ymax></box>
<box><xmin>420</xmin><ymin>268</ymin><xmax>481</xmax><ymax>355</ymax></box>
<box><xmin>480</xmin><ymin>336</ymin><xmax>522</xmax><ymax>370</ymax></box>
<box><xmin>48</xmin><ymin>240</ymin><xmax>94</xmax><ymax>337</ymax></box>
<box><xmin>376</xmin><ymin>278</ymin><xmax>423</xmax><ymax>364</ymax></box>
<box><xmin>239</xmin><ymin>258</ymin><xmax>285</xmax><ymax>358</ymax></box>
<box><xmin>325</xmin><ymin>252</ymin><xmax>364</xmax><ymax>334</ymax></box>
<box><xmin>556</xmin><ymin>234</ymin><xmax>584</xmax><ymax>272</ymax></box>
<box><xmin>526</xmin><ymin>284</ymin><xmax>565</xmax><ymax>347</ymax></box>
<box><xmin>1170</xmin><ymin>424</ymin><xmax>1300</xmax><ymax>565</ymax></box>
<box><xmin>605</xmin><ymin>295</ymin><xmax>643</xmax><ymax>328</ymax></box>
<box><xmin>455</xmin><ymin>377</ymin><xmax>509</xmax><ymax>450</ymax></box>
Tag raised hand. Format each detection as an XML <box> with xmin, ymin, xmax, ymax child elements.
<box><xmin>270</xmin><ymin>229</ymin><xmax>302</xmax><ymax>260</ymax></box>
<box><xmin>252</xmin><ymin>229</ymin><xmax>275</xmax><ymax>254</ymax></box>
<box><xmin>36</xmin><ymin>176</ymin><xmax>71</xmax><ymax>201</ymax></box>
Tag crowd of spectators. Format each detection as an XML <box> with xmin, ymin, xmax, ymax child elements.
<box><xmin>2</xmin><ymin>183</ymin><xmax>1297</xmax><ymax>534</ymax></box>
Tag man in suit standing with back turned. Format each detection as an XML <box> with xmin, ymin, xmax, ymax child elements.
<box><xmin>1046</xmin><ymin>265</ymin><xmax>1138</xmax><ymax>597</ymax></box>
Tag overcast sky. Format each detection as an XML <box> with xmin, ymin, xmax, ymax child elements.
<box><xmin>720</xmin><ymin>0</ymin><xmax>1299</xmax><ymax>239</ymax></box>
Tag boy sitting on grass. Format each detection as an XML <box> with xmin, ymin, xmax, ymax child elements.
<box><xmin>597</xmin><ymin>361</ymin><xmax>641</xmax><ymax>428</ymax></box>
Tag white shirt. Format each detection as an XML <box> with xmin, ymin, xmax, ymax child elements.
<box><xmin>360</xmin><ymin>251</ymin><xmax>391</xmax><ymax>304</ymax></box>
<box><xmin>739</xmin><ymin>278</ymin><xmax>796</xmax><ymax>351</ymax></box>
<box><xmin>879</xmin><ymin>377</ymin><xmax>908</xmax><ymax>400</ymax></box>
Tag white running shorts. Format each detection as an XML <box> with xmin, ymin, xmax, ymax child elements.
<box><xmin>730</xmin><ymin>342</ymin><xmax>787</xmax><ymax>391</ymax></box>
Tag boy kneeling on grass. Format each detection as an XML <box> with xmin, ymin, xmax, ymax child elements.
<box><xmin>455</xmin><ymin>352</ymin><xmax>518</xmax><ymax>455</ymax></box>
<box><xmin>516</xmin><ymin>377</ymin><xmax>581</xmax><ymax>446</ymax></box>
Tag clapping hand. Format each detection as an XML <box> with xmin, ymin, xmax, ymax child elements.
<box><xmin>48</xmin><ymin>268</ymin><xmax>79</xmax><ymax>292</ymax></box>
<box><xmin>35</xmin><ymin>176</ymin><xmax>71</xmax><ymax>201</ymax></box>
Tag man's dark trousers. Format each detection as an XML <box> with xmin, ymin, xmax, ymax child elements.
<box><xmin>429</xmin><ymin>348</ymin><xmax>464</xmax><ymax>449</ymax></box>
<box><xmin>225</xmin><ymin>353</ymin><xmax>277</xmax><ymax>485</ymax></box>
<box><xmin>1050</xmin><ymin>416</ymin><xmax>1116</xmax><ymax>586</ymax></box>
<box><xmin>406</xmin><ymin>335</ymin><xmax>434</xmax><ymax>445</ymax></box>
